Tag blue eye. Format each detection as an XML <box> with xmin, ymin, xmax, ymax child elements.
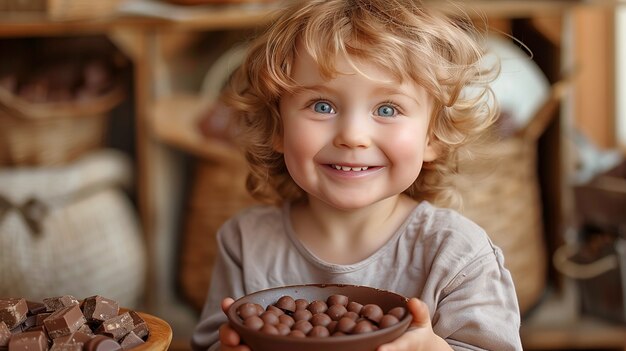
<box><xmin>313</xmin><ymin>101</ymin><xmax>334</xmax><ymax>114</ymax></box>
<box><xmin>377</xmin><ymin>105</ymin><xmax>396</xmax><ymax>117</ymax></box>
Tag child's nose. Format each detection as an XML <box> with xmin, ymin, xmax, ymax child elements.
<box><xmin>333</xmin><ymin>114</ymin><xmax>371</xmax><ymax>149</ymax></box>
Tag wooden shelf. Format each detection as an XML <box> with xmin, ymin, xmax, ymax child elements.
<box><xmin>151</xmin><ymin>94</ymin><xmax>242</xmax><ymax>163</ymax></box>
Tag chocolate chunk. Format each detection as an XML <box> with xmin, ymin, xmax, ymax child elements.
<box><xmin>95</xmin><ymin>312</ymin><xmax>133</xmax><ymax>341</ymax></box>
<box><xmin>21</xmin><ymin>315</ymin><xmax>38</xmax><ymax>331</ymax></box>
<box><xmin>50</xmin><ymin>342</ymin><xmax>84</xmax><ymax>351</ymax></box>
<box><xmin>127</xmin><ymin>311</ymin><xmax>148</xmax><ymax>339</ymax></box>
<box><xmin>53</xmin><ymin>330</ymin><xmax>93</xmax><ymax>345</ymax></box>
<box><xmin>83</xmin><ymin>296</ymin><xmax>119</xmax><ymax>323</ymax></box>
<box><xmin>84</xmin><ymin>335</ymin><xmax>122</xmax><ymax>351</ymax></box>
<box><xmin>43</xmin><ymin>296</ymin><xmax>79</xmax><ymax>312</ymax></box>
<box><xmin>26</xmin><ymin>301</ymin><xmax>46</xmax><ymax>316</ymax></box>
<box><xmin>119</xmin><ymin>331</ymin><xmax>144</xmax><ymax>350</ymax></box>
<box><xmin>8</xmin><ymin>330</ymin><xmax>48</xmax><ymax>351</ymax></box>
<box><xmin>78</xmin><ymin>323</ymin><xmax>95</xmax><ymax>336</ymax></box>
<box><xmin>44</xmin><ymin>304</ymin><xmax>87</xmax><ymax>339</ymax></box>
<box><xmin>0</xmin><ymin>322</ymin><xmax>10</xmax><ymax>347</ymax></box>
<box><xmin>0</xmin><ymin>298</ymin><xmax>28</xmax><ymax>329</ymax></box>
<box><xmin>35</xmin><ymin>313</ymin><xmax>52</xmax><ymax>326</ymax></box>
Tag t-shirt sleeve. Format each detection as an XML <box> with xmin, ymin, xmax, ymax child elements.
<box><xmin>432</xmin><ymin>245</ymin><xmax>522</xmax><ymax>351</ymax></box>
<box><xmin>191</xmin><ymin>218</ymin><xmax>246</xmax><ymax>351</ymax></box>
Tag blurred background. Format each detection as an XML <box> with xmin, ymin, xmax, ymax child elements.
<box><xmin>0</xmin><ymin>0</ymin><xmax>625</xmax><ymax>350</ymax></box>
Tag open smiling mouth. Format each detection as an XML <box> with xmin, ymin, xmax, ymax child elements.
<box><xmin>330</xmin><ymin>164</ymin><xmax>371</xmax><ymax>172</ymax></box>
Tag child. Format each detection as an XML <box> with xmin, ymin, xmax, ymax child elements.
<box><xmin>192</xmin><ymin>0</ymin><xmax>522</xmax><ymax>350</ymax></box>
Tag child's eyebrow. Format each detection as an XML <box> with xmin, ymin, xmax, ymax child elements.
<box><xmin>291</xmin><ymin>84</ymin><xmax>335</xmax><ymax>95</ymax></box>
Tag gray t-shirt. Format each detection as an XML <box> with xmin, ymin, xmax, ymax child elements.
<box><xmin>191</xmin><ymin>201</ymin><xmax>522</xmax><ymax>350</ymax></box>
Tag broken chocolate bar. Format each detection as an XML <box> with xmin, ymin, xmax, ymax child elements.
<box><xmin>83</xmin><ymin>296</ymin><xmax>119</xmax><ymax>323</ymax></box>
<box><xmin>119</xmin><ymin>331</ymin><xmax>144</xmax><ymax>350</ymax></box>
<box><xmin>95</xmin><ymin>312</ymin><xmax>133</xmax><ymax>341</ymax></box>
<box><xmin>44</xmin><ymin>295</ymin><xmax>80</xmax><ymax>312</ymax></box>
<box><xmin>127</xmin><ymin>311</ymin><xmax>148</xmax><ymax>339</ymax></box>
<box><xmin>26</xmin><ymin>301</ymin><xmax>46</xmax><ymax>316</ymax></box>
<box><xmin>8</xmin><ymin>330</ymin><xmax>47</xmax><ymax>351</ymax></box>
<box><xmin>0</xmin><ymin>321</ymin><xmax>10</xmax><ymax>347</ymax></box>
<box><xmin>0</xmin><ymin>298</ymin><xmax>28</xmax><ymax>329</ymax></box>
<box><xmin>2</xmin><ymin>295</ymin><xmax>151</xmax><ymax>350</ymax></box>
<box><xmin>44</xmin><ymin>304</ymin><xmax>87</xmax><ymax>339</ymax></box>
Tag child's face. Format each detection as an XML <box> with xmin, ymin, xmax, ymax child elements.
<box><xmin>277</xmin><ymin>48</ymin><xmax>438</xmax><ymax>210</ymax></box>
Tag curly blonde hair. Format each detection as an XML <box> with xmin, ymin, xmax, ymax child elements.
<box><xmin>224</xmin><ymin>0</ymin><xmax>498</xmax><ymax>208</ymax></box>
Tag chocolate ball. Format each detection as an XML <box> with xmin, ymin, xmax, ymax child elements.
<box><xmin>243</xmin><ymin>316</ymin><xmax>263</xmax><ymax>331</ymax></box>
<box><xmin>266</xmin><ymin>305</ymin><xmax>284</xmax><ymax>316</ymax></box>
<box><xmin>238</xmin><ymin>303</ymin><xmax>262</xmax><ymax>319</ymax></box>
<box><xmin>289</xmin><ymin>330</ymin><xmax>306</xmax><ymax>338</ymax></box>
<box><xmin>326</xmin><ymin>304</ymin><xmax>347</xmax><ymax>321</ymax></box>
<box><xmin>342</xmin><ymin>311</ymin><xmax>359</xmax><ymax>321</ymax></box>
<box><xmin>307</xmin><ymin>300</ymin><xmax>328</xmax><ymax>314</ymax></box>
<box><xmin>326</xmin><ymin>294</ymin><xmax>349</xmax><ymax>307</ymax></box>
<box><xmin>295</xmin><ymin>299</ymin><xmax>309</xmax><ymax>311</ymax></box>
<box><xmin>310</xmin><ymin>313</ymin><xmax>332</xmax><ymax>327</ymax></box>
<box><xmin>347</xmin><ymin>301</ymin><xmax>363</xmax><ymax>314</ymax></box>
<box><xmin>278</xmin><ymin>314</ymin><xmax>295</xmax><ymax>327</ymax></box>
<box><xmin>260</xmin><ymin>311</ymin><xmax>279</xmax><ymax>326</ymax></box>
<box><xmin>361</xmin><ymin>304</ymin><xmax>384</xmax><ymax>323</ymax></box>
<box><xmin>327</xmin><ymin>320</ymin><xmax>338</xmax><ymax>334</ymax></box>
<box><xmin>379</xmin><ymin>314</ymin><xmax>400</xmax><ymax>329</ymax></box>
<box><xmin>292</xmin><ymin>320</ymin><xmax>313</xmax><ymax>335</ymax></box>
<box><xmin>275</xmin><ymin>296</ymin><xmax>296</xmax><ymax>313</ymax></box>
<box><xmin>352</xmin><ymin>319</ymin><xmax>375</xmax><ymax>334</ymax></box>
<box><xmin>293</xmin><ymin>309</ymin><xmax>312</xmax><ymax>322</ymax></box>
<box><xmin>309</xmin><ymin>325</ymin><xmax>330</xmax><ymax>337</ymax></box>
<box><xmin>276</xmin><ymin>323</ymin><xmax>291</xmax><ymax>336</ymax></box>
<box><xmin>260</xmin><ymin>324</ymin><xmax>279</xmax><ymax>335</ymax></box>
<box><xmin>387</xmin><ymin>306</ymin><xmax>407</xmax><ymax>320</ymax></box>
<box><xmin>336</xmin><ymin>316</ymin><xmax>356</xmax><ymax>334</ymax></box>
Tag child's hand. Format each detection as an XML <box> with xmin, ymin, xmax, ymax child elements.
<box><xmin>377</xmin><ymin>298</ymin><xmax>452</xmax><ymax>351</ymax></box>
<box><xmin>219</xmin><ymin>297</ymin><xmax>251</xmax><ymax>351</ymax></box>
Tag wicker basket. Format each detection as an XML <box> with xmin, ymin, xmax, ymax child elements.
<box><xmin>0</xmin><ymin>0</ymin><xmax>122</xmax><ymax>20</ymax></box>
<box><xmin>0</xmin><ymin>84</ymin><xmax>124</xmax><ymax>167</ymax></box>
<box><xmin>178</xmin><ymin>159</ymin><xmax>257</xmax><ymax>311</ymax></box>
<box><xmin>452</xmin><ymin>81</ymin><xmax>565</xmax><ymax>315</ymax></box>
<box><xmin>452</xmin><ymin>138</ymin><xmax>547</xmax><ymax>314</ymax></box>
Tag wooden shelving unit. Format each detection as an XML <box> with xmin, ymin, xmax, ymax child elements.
<box><xmin>1</xmin><ymin>1</ymin><xmax>624</xmax><ymax>350</ymax></box>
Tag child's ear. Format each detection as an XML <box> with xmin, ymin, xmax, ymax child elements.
<box><xmin>423</xmin><ymin>136</ymin><xmax>438</xmax><ymax>162</ymax></box>
<box><xmin>272</xmin><ymin>134</ymin><xmax>284</xmax><ymax>153</ymax></box>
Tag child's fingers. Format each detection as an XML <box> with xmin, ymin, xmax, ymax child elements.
<box><xmin>221</xmin><ymin>297</ymin><xmax>236</xmax><ymax>314</ymax></box>
<box><xmin>407</xmin><ymin>297</ymin><xmax>431</xmax><ymax>329</ymax></box>
<box><xmin>219</xmin><ymin>323</ymin><xmax>251</xmax><ymax>351</ymax></box>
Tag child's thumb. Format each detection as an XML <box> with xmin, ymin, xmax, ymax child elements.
<box><xmin>407</xmin><ymin>297</ymin><xmax>431</xmax><ymax>328</ymax></box>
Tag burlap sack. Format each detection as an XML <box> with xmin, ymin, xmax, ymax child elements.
<box><xmin>0</xmin><ymin>149</ymin><xmax>146</xmax><ymax>308</ymax></box>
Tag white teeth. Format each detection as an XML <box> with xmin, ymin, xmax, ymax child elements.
<box><xmin>332</xmin><ymin>165</ymin><xmax>369</xmax><ymax>172</ymax></box>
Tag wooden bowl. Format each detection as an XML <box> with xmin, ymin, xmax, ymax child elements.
<box><xmin>226</xmin><ymin>284</ymin><xmax>412</xmax><ymax>351</ymax></box>
<box><xmin>120</xmin><ymin>309</ymin><xmax>173</xmax><ymax>351</ymax></box>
